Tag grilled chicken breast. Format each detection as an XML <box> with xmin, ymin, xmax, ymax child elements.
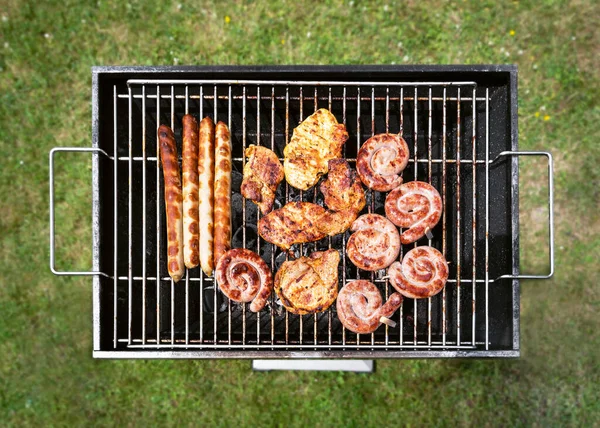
<box><xmin>320</xmin><ymin>158</ymin><xmax>366</xmax><ymax>213</ymax></box>
<box><xmin>258</xmin><ymin>201</ymin><xmax>355</xmax><ymax>251</ymax></box>
<box><xmin>275</xmin><ymin>249</ymin><xmax>340</xmax><ymax>315</ymax></box>
<box><xmin>241</xmin><ymin>145</ymin><xmax>284</xmax><ymax>215</ymax></box>
<box><xmin>284</xmin><ymin>109</ymin><xmax>348</xmax><ymax>190</ymax></box>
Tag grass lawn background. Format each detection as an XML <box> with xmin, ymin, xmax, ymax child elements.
<box><xmin>1</xmin><ymin>0</ymin><xmax>598</xmax><ymax>425</ymax></box>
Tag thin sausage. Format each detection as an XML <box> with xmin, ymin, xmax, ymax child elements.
<box><xmin>198</xmin><ymin>117</ymin><xmax>215</xmax><ymax>276</ymax></box>
<box><xmin>213</xmin><ymin>121</ymin><xmax>232</xmax><ymax>266</ymax></box>
<box><xmin>158</xmin><ymin>125</ymin><xmax>184</xmax><ymax>283</ymax></box>
<box><xmin>182</xmin><ymin>115</ymin><xmax>200</xmax><ymax>269</ymax></box>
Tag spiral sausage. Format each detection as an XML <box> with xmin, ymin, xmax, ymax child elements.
<box><xmin>181</xmin><ymin>115</ymin><xmax>200</xmax><ymax>269</ymax></box>
<box><xmin>346</xmin><ymin>214</ymin><xmax>400</xmax><ymax>271</ymax></box>
<box><xmin>213</xmin><ymin>121</ymin><xmax>232</xmax><ymax>266</ymax></box>
<box><xmin>215</xmin><ymin>248</ymin><xmax>273</xmax><ymax>312</ymax></box>
<box><xmin>336</xmin><ymin>280</ymin><xmax>403</xmax><ymax>334</ymax></box>
<box><xmin>198</xmin><ymin>117</ymin><xmax>215</xmax><ymax>276</ymax></box>
<box><xmin>388</xmin><ymin>246</ymin><xmax>449</xmax><ymax>299</ymax></box>
<box><xmin>356</xmin><ymin>133</ymin><xmax>409</xmax><ymax>192</ymax></box>
<box><xmin>158</xmin><ymin>125</ymin><xmax>184</xmax><ymax>283</ymax></box>
<box><xmin>385</xmin><ymin>181</ymin><xmax>442</xmax><ymax>244</ymax></box>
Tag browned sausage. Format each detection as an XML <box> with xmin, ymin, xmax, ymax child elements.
<box><xmin>215</xmin><ymin>248</ymin><xmax>273</xmax><ymax>313</ymax></box>
<box><xmin>182</xmin><ymin>115</ymin><xmax>200</xmax><ymax>269</ymax></box>
<box><xmin>388</xmin><ymin>246</ymin><xmax>449</xmax><ymax>299</ymax></box>
<box><xmin>336</xmin><ymin>280</ymin><xmax>403</xmax><ymax>334</ymax></box>
<box><xmin>385</xmin><ymin>181</ymin><xmax>443</xmax><ymax>244</ymax></box>
<box><xmin>198</xmin><ymin>117</ymin><xmax>215</xmax><ymax>276</ymax></box>
<box><xmin>213</xmin><ymin>121</ymin><xmax>232</xmax><ymax>266</ymax></box>
<box><xmin>158</xmin><ymin>125</ymin><xmax>184</xmax><ymax>282</ymax></box>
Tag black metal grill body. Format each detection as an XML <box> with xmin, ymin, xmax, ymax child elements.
<box><xmin>88</xmin><ymin>65</ymin><xmax>520</xmax><ymax>358</ymax></box>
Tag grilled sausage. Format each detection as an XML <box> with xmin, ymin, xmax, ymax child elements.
<box><xmin>182</xmin><ymin>115</ymin><xmax>200</xmax><ymax>269</ymax></box>
<box><xmin>336</xmin><ymin>280</ymin><xmax>403</xmax><ymax>334</ymax></box>
<box><xmin>388</xmin><ymin>246</ymin><xmax>449</xmax><ymax>299</ymax></box>
<box><xmin>385</xmin><ymin>181</ymin><xmax>443</xmax><ymax>244</ymax></box>
<box><xmin>213</xmin><ymin>121</ymin><xmax>232</xmax><ymax>266</ymax></box>
<box><xmin>198</xmin><ymin>117</ymin><xmax>215</xmax><ymax>276</ymax></box>
<box><xmin>356</xmin><ymin>133</ymin><xmax>409</xmax><ymax>191</ymax></box>
<box><xmin>346</xmin><ymin>214</ymin><xmax>400</xmax><ymax>271</ymax></box>
<box><xmin>215</xmin><ymin>248</ymin><xmax>273</xmax><ymax>313</ymax></box>
<box><xmin>158</xmin><ymin>125</ymin><xmax>184</xmax><ymax>283</ymax></box>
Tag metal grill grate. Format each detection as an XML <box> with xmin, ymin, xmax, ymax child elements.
<box><xmin>104</xmin><ymin>79</ymin><xmax>495</xmax><ymax>352</ymax></box>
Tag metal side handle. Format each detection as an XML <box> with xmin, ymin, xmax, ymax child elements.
<box><xmin>49</xmin><ymin>147</ymin><xmax>111</xmax><ymax>277</ymax></box>
<box><xmin>491</xmin><ymin>150</ymin><xmax>554</xmax><ymax>281</ymax></box>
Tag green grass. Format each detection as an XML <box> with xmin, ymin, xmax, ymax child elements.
<box><xmin>1</xmin><ymin>0</ymin><xmax>599</xmax><ymax>425</ymax></box>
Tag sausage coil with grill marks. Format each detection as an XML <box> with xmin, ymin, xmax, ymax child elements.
<box><xmin>356</xmin><ymin>133</ymin><xmax>410</xmax><ymax>192</ymax></box>
<box><xmin>346</xmin><ymin>214</ymin><xmax>400</xmax><ymax>271</ymax></box>
<box><xmin>388</xmin><ymin>246</ymin><xmax>449</xmax><ymax>299</ymax></box>
<box><xmin>181</xmin><ymin>115</ymin><xmax>200</xmax><ymax>269</ymax></box>
<box><xmin>385</xmin><ymin>181</ymin><xmax>442</xmax><ymax>244</ymax></box>
<box><xmin>158</xmin><ymin>125</ymin><xmax>184</xmax><ymax>282</ymax></box>
<box><xmin>213</xmin><ymin>121</ymin><xmax>232</xmax><ymax>266</ymax></box>
<box><xmin>336</xmin><ymin>280</ymin><xmax>403</xmax><ymax>334</ymax></box>
<box><xmin>215</xmin><ymin>248</ymin><xmax>273</xmax><ymax>312</ymax></box>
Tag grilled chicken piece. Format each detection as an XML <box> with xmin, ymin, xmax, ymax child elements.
<box><xmin>284</xmin><ymin>109</ymin><xmax>348</xmax><ymax>190</ymax></box>
<box><xmin>258</xmin><ymin>202</ymin><xmax>355</xmax><ymax>251</ymax></box>
<box><xmin>320</xmin><ymin>159</ymin><xmax>366</xmax><ymax>213</ymax></box>
<box><xmin>275</xmin><ymin>249</ymin><xmax>340</xmax><ymax>315</ymax></box>
<box><xmin>241</xmin><ymin>145</ymin><xmax>284</xmax><ymax>215</ymax></box>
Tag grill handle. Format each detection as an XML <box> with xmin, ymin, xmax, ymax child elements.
<box><xmin>49</xmin><ymin>147</ymin><xmax>111</xmax><ymax>277</ymax></box>
<box><xmin>491</xmin><ymin>151</ymin><xmax>554</xmax><ymax>281</ymax></box>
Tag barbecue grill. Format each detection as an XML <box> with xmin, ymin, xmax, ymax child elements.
<box><xmin>49</xmin><ymin>65</ymin><xmax>554</xmax><ymax>358</ymax></box>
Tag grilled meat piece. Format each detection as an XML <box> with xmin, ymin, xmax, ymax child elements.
<box><xmin>241</xmin><ymin>145</ymin><xmax>284</xmax><ymax>215</ymax></box>
<box><xmin>258</xmin><ymin>201</ymin><xmax>355</xmax><ymax>251</ymax></box>
<box><xmin>284</xmin><ymin>108</ymin><xmax>348</xmax><ymax>190</ymax></box>
<box><xmin>275</xmin><ymin>249</ymin><xmax>340</xmax><ymax>315</ymax></box>
<box><xmin>320</xmin><ymin>158</ymin><xmax>366</xmax><ymax>213</ymax></box>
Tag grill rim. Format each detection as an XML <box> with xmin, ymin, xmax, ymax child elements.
<box><xmin>90</xmin><ymin>65</ymin><xmax>520</xmax><ymax>358</ymax></box>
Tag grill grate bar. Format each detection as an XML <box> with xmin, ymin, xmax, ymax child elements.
<box><xmin>427</xmin><ymin>87</ymin><xmax>433</xmax><ymax>347</ymax></box>
<box><xmin>118</xmin><ymin>93</ymin><xmax>486</xmax><ymax>103</ymax></box>
<box><xmin>256</xmin><ymin>85</ymin><xmax>261</xmax><ymax>346</ymax></box>
<box><xmin>413</xmin><ymin>87</ymin><xmax>418</xmax><ymax>347</ymax></box>
<box><xmin>485</xmin><ymin>88</ymin><xmax>490</xmax><ymax>350</ymax></box>
<box><xmin>471</xmin><ymin>88</ymin><xmax>477</xmax><ymax>346</ymax></box>
<box><xmin>156</xmin><ymin>85</ymin><xmax>161</xmax><ymax>345</ymax></box>
<box><xmin>113</xmin><ymin>86</ymin><xmax>118</xmax><ymax>348</ymax></box>
<box><xmin>284</xmin><ymin>86</ymin><xmax>290</xmax><ymax>345</ymax></box>
<box><xmin>241</xmin><ymin>85</ymin><xmax>247</xmax><ymax>345</ymax></box>
<box><xmin>228</xmin><ymin>85</ymin><xmax>233</xmax><ymax>346</ymax></box>
<box><xmin>142</xmin><ymin>85</ymin><xmax>147</xmax><ymax>345</ymax></box>
<box><xmin>399</xmin><ymin>86</ymin><xmax>404</xmax><ymax>346</ymax></box>
<box><xmin>456</xmin><ymin>88</ymin><xmax>462</xmax><ymax>346</ymax></box>
<box><xmin>271</xmin><ymin>85</ymin><xmax>276</xmax><ymax>348</ymax></box>
<box><xmin>170</xmin><ymin>85</ymin><xmax>175</xmax><ymax>346</ymax></box>
<box><xmin>199</xmin><ymin>85</ymin><xmax>204</xmax><ymax>343</ymax></box>
<box><xmin>442</xmin><ymin>87</ymin><xmax>448</xmax><ymax>346</ymax></box>
<box><xmin>356</xmin><ymin>86</ymin><xmax>361</xmax><ymax>348</ymax></box>
<box><xmin>184</xmin><ymin>88</ymin><xmax>189</xmax><ymax>347</ymax></box>
<box><xmin>127</xmin><ymin>86</ymin><xmax>133</xmax><ymax>345</ymax></box>
<box><xmin>213</xmin><ymin>85</ymin><xmax>218</xmax><ymax>347</ymax></box>
<box><xmin>342</xmin><ymin>86</ymin><xmax>347</xmax><ymax>347</ymax></box>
